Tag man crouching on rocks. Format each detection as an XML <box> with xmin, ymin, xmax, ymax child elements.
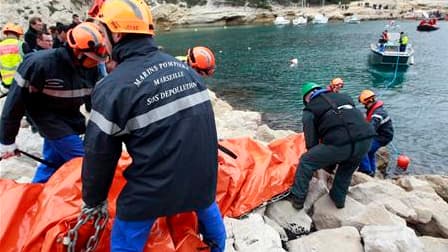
<box><xmin>288</xmin><ymin>82</ymin><xmax>376</xmax><ymax>209</ymax></box>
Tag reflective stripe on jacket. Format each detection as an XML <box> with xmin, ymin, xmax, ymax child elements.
<box><xmin>0</xmin><ymin>47</ymin><xmax>99</xmax><ymax>145</ymax></box>
<box><xmin>366</xmin><ymin>100</ymin><xmax>394</xmax><ymax>145</ymax></box>
<box><xmin>82</xmin><ymin>37</ymin><xmax>218</xmax><ymax>221</ymax></box>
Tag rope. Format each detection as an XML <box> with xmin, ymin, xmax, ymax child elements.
<box><xmin>372</xmin><ymin>43</ymin><xmax>410</xmax><ymax>175</ymax></box>
<box><xmin>373</xmin><ymin>44</ymin><xmax>402</xmax><ymax>157</ymax></box>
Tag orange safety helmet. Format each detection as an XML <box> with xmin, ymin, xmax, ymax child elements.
<box><xmin>2</xmin><ymin>22</ymin><xmax>24</xmax><ymax>36</ymax></box>
<box><xmin>358</xmin><ymin>89</ymin><xmax>376</xmax><ymax>105</ymax></box>
<box><xmin>67</xmin><ymin>22</ymin><xmax>107</xmax><ymax>68</ymax></box>
<box><xmin>67</xmin><ymin>22</ymin><xmax>106</xmax><ymax>53</ymax></box>
<box><xmin>187</xmin><ymin>46</ymin><xmax>216</xmax><ymax>76</ymax></box>
<box><xmin>96</xmin><ymin>0</ymin><xmax>155</xmax><ymax>35</ymax></box>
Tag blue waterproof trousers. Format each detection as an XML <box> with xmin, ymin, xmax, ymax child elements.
<box><xmin>31</xmin><ymin>135</ymin><xmax>84</xmax><ymax>183</ymax></box>
<box><xmin>358</xmin><ymin>139</ymin><xmax>382</xmax><ymax>176</ymax></box>
<box><xmin>111</xmin><ymin>202</ymin><xmax>226</xmax><ymax>252</ymax></box>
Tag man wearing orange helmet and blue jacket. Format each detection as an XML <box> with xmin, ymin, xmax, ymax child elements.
<box><xmin>0</xmin><ymin>22</ymin><xmax>105</xmax><ymax>183</ymax></box>
<box><xmin>80</xmin><ymin>0</ymin><xmax>226</xmax><ymax>251</ymax></box>
<box><xmin>358</xmin><ymin>90</ymin><xmax>394</xmax><ymax>176</ymax></box>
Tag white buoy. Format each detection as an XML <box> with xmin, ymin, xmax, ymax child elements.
<box><xmin>219</xmin><ymin>50</ymin><xmax>223</xmax><ymax>53</ymax></box>
<box><xmin>290</xmin><ymin>58</ymin><xmax>298</xmax><ymax>65</ymax></box>
<box><xmin>224</xmin><ymin>26</ymin><xmax>228</xmax><ymax>29</ymax></box>
<box><xmin>248</xmin><ymin>47</ymin><xmax>252</xmax><ymax>50</ymax></box>
<box><xmin>194</xmin><ymin>28</ymin><xmax>198</xmax><ymax>32</ymax></box>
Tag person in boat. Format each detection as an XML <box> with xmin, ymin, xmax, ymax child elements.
<box><xmin>378</xmin><ymin>30</ymin><xmax>389</xmax><ymax>51</ymax></box>
<box><xmin>0</xmin><ymin>22</ymin><xmax>105</xmax><ymax>183</ymax></box>
<box><xmin>399</xmin><ymin>32</ymin><xmax>409</xmax><ymax>52</ymax></box>
<box><xmin>0</xmin><ymin>23</ymin><xmax>30</xmax><ymax>97</ymax></box>
<box><xmin>419</xmin><ymin>19</ymin><xmax>427</xmax><ymax>26</ymax></box>
<box><xmin>327</xmin><ymin>77</ymin><xmax>344</xmax><ymax>93</ymax></box>
<box><xmin>428</xmin><ymin>18</ymin><xmax>436</xmax><ymax>26</ymax></box>
<box><xmin>80</xmin><ymin>1</ymin><xmax>226</xmax><ymax>251</ymax></box>
<box><xmin>358</xmin><ymin>90</ymin><xmax>394</xmax><ymax>177</ymax></box>
<box><xmin>288</xmin><ymin>82</ymin><xmax>374</xmax><ymax>209</ymax></box>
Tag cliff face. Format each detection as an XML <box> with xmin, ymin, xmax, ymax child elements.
<box><xmin>1</xmin><ymin>0</ymin><xmax>446</xmax><ymax>32</ymax></box>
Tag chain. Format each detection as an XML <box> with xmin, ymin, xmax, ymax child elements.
<box><xmin>63</xmin><ymin>203</ymin><xmax>109</xmax><ymax>252</ymax></box>
<box><xmin>238</xmin><ymin>190</ymin><xmax>291</xmax><ymax>218</ymax></box>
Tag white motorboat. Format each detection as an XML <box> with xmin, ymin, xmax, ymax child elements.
<box><xmin>369</xmin><ymin>32</ymin><xmax>414</xmax><ymax>66</ymax></box>
<box><xmin>292</xmin><ymin>16</ymin><xmax>307</xmax><ymax>25</ymax></box>
<box><xmin>344</xmin><ymin>15</ymin><xmax>361</xmax><ymax>24</ymax></box>
<box><xmin>274</xmin><ymin>16</ymin><xmax>290</xmax><ymax>25</ymax></box>
<box><xmin>312</xmin><ymin>14</ymin><xmax>328</xmax><ymax>24</ymax></box>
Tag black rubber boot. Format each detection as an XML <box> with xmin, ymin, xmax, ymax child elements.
<box><xmin>287</xmin><ymin>194</ymin><xmax>305</xmax><ymax>210</ymax></box>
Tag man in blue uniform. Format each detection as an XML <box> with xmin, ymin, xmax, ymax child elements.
<box><xmin>0</xmin><ymin>22</ymin><xmax>105</xmax><ymax>183</ymax></box>
<box><xmin>358</xmin><ymin>89</ymin><xmax>394</xmax><ymax>176</ymax></box>
<box><xmin>80</xmin><ymin>0</ymin><xmax>226</xmax><ymax>251</ymax></box>
<box><xmin>289</xmin><ymin>82</ymin><xmax>375</xmax><ymax>209</ymax></box>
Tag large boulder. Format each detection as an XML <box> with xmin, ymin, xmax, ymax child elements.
<box><xmin>396</xmin><ymin>177</ymin><xmax>435</xmax><ymax>193</ymax></box>
<box><xmin>350</xmin><ymin>171</ymin><xmax>375</xmax><ymax>186</ymax></box>
<box><xmin>401</xmin><ymin>190</ymin><xmax>448</xmax><ymax>238</ymax></box>
<box><xmin>312</xmin><ymin>194</ymin><xmax>366</xmax><ymax>230</ymax></box>
<box><xmin>303</xmin><ymin>177</ymin><xmax>328</xmax><ymax>212</ymax></box>
<box><xmin>215</xmin><ymin>110</ymin><xmax>261</xmax><ymax>139</ymax></box>
<box><xmin>226</xmin><ymin>214</ymin><xmax>285</xmax><ymax>252</ymax></box>
<box><xmin>263</xmin><ymin>215</ymin><xmax>288</xmax><ymax>242</ymax></box>
<box><xmin>265</xmin><ymin>200</ymin><xmax>312</xmax><ymax>238</ymax></box>
<box><xmin>287</xmin><ymin>226</ymin><xmax>363</xmax><ymax>252</ymax></box>
<box><xmin>209</xmin><ymin>90</ymin><xmax>233</xmax><ymax>117</ymax></box>
<box><xmin>419</xmin><ymin>236</ymin><xmax>448</xmax><ymax>252</ymax></box>
<box><xmin>254</xmin><ymin>124</ymin><xmax>295</xmax><ymax>143</ymax></box>
<box><xmin>349</xmin><ymin>181</ymin><xmax>418</xmax><ymax>221</ymax></box>
<box><xmin>361</xmin><ymin>225</ymin><xmax>424</xmax><ymax>252</ymax></box>
<box><xmin>341</xmin><ymin>203</ymin><xmax>406</xmax><ymax>231</ymax></box>
<box><xmin>416</xmin><ymin>175</ymin><xmax>448</xmax><ymax>203</ymax></box>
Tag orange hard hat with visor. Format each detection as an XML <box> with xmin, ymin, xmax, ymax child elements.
<box><xmin>187</xmin><ymin>46</ymin><xmax>216</xmax><ymax>76</ymax></box>
<box><xmin>67</xmin><ymin>22</ymin><xmax>107</xmax><ymax>68</ymax></box>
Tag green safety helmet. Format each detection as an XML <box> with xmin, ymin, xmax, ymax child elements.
<box><xmin>301</xmin><ymin>82</ymin><xmax>322</xmax><ymax>98</ymax></box>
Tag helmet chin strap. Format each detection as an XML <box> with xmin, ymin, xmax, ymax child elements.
<box><xmin>104</xmin><ymin>25</ymin><xmax>117</xmax><ymax>59</ymax></box>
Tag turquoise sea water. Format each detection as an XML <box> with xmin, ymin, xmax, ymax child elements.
<box><xmin>156</xmin><ymin>20</ymin><xmax>448</xmax><ymax>175</ymax></box>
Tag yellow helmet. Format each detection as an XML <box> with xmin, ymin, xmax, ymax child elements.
<box><xmin>97</xmin><ymin>0</ymin><xmax>155</xmax><ymax>35</ymax></box>
<box><xmin>358</xmin><ymin>89</ymin><xmax>376</xmax><ymax>105</ymax></box>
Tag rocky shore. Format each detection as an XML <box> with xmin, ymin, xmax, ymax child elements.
<box><xmin>1</xmin><ymin>1</ymin><xmax>447</xmax><ymax>32</ymax></box>
<box><xmin>1</xmin><ymin>90</ymin><xmax>448</xmax><ymax>251</ymax></box>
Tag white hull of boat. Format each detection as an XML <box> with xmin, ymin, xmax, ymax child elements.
<box><xmin>292</xmin><ymin>17</ymin><xmax>307</xmax><ymax>25</ymax></box>
<box><xmin>369</xmin><ymin>43</ymin><xmax>414</xmax><ymax>66</ymax></box>
<box><xmin>274</xmin><ymin>17</ymin><xmax>290</xmax><ymax>25</ymax></box>
<box><xmin>344</xmin><ymin>16</ymin><xmax>361</xmax><ymax>24</ymax></box>
<box><xmin>312</xmin><ymin>14</ymin><xmax>328</xmax><ymax>24</ymax></box>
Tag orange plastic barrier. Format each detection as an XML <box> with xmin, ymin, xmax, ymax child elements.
<box><xmin>0</xmin><ymin>133</ymin><xmax>305</xmax><ymax>251</ymax></box>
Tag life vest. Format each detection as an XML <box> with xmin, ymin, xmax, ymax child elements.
<box><xmin>366</xmin><ymin>100</ymin><xmax>384</xmax><ymax>122</ymax></box>
<box><xmin>401</xmin><ymin>36</ymin><xmax>408</xmax><ymax>45</ymax></box>
<box><xmin>305</xmin><ymin>92</ymin><xmax>375</xmax><ymax>146</ymax></box>
<box><xmin>0</xmin><ymin>38</ymin><xmax>24</xmax><ymax>86</ymax></box>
